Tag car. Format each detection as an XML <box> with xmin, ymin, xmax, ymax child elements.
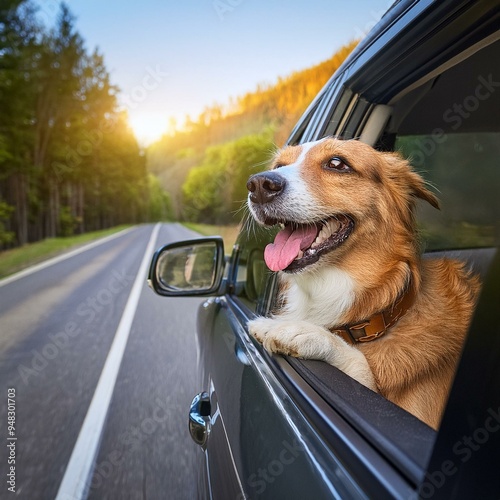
<box><xmin>149</xmin><ymin>1</ymin><xmax>500</xmax><ymax>498</ymax></box>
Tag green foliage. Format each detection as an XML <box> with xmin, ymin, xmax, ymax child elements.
<box><xmin>183</xmin><ymin>151</ymin><xmax>227</xmax><ymax>223</ymax></box>
<box><xmin>148</xmin><ymin>174</ymin><xmax>172</xmax><ymax>221</ymax></box>
<box><xmin>182</xmin><ymin>131</ymin><xmax>276</xmax><ymax>224</ymax></box>
<box><xmin>58</xmin><ymin>205</ymin><xmax>79</xmax><ymax>237</ymax></box>
<box><xmin>0</xmin><ymin>199</ymin><xmax>15</xmax><ymax>247</ymax></box>
<box><xmin>0</xmin><ymin>1</ymin><xmax>166</xmax><ymax>247</ymax></box>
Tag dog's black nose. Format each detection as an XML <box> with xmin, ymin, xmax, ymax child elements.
<box><xmin>247</xmin><ymin>172</ymin><xmax>286</xmax><ymax>204</ymax></box>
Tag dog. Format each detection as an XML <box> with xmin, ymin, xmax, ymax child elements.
<box><xmin>246</xmin><ymin>137</ymin><xmax>480</xmax><ymax>429</ymax></box>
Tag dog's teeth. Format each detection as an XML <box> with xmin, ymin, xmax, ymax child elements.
<box><xmin>329</xmin><ymin>219</ymin><xmax>341</xmax><ymax>232</ymax></box>
<box><xmin>313</xmin><ymin>234</ymin><xmax>324</xmax><ymax>248</ymax></box>
<box><xmin>297</xmin><ymin>250</ymin><xmax>304</xmax><ymax>259</ymax></box>
<box><xmin>320</xmin><ymin>224</ymin><xmax>332</xmax><ymax>238</ymax></box>
<box><xmin>310</xmin><ymin>219</ymin><xmax>342</xmax><ymax>249</ymax></box>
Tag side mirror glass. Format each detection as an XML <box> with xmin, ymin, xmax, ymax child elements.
<box><xmin>148</xmin><ymin>237</ymin><xmax>225</xmax><ymax>296</ymax></box>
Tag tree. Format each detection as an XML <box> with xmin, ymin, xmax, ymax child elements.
<box><xmin>36</xmin><ymin>3</ymin><xmax>87</xmax><ymax>237</ymax></box>
<box><xmin>0</xmin><ymin>198</ymin><xmax>14</xmax><ymax>247</ymax></box>
<box><xmin>182</xmin><ymin>145</ymin><xmax>228</xmax><ymax>223</ymax></box>
<box><xmin>0</xmin><ymin>1</ymin><xmax>157</xmax><ymax>246</ymax></box>
<box><xmin>0</xmin><ymin>0</ymin><xmax>41</xmax><ymax>244</ymax></box>
<box><xmin>182</xmin><ymin>130</ymin><xmax>275</xmax><ymax>224</ymax></box>
<box><xmin>147</xmin><ymin>174</ymin><xmax>172</xmax><ymax>221</ymax></box>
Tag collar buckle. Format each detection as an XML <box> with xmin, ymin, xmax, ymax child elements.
<box><xmin>332</xmin><ymin>284</ymin><xmax>416</xmax><ymax>344</ymax></box>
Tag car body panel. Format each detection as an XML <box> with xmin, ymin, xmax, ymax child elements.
<box><xmin>197</xmin><ymin>297</ymin><xmax>364</xmax><ymax>499</ymax></box>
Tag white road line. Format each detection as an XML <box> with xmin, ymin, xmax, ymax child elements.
<box><xmin>55</xmin><ymin>223</ymin><xmax>161</xmax><ymax>500</ymax></box>
<box><xmin>0</xmin><ymin>227</ymin><xmax>135</xmax><ymax>288</ymax></box>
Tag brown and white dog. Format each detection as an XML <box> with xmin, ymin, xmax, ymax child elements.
<box><xmin>246</xmin><ymin>137</ymin><xmax>479</xmax><ymax>429</ymax></box>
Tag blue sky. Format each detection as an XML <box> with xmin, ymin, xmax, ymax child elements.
<box><xmin>34</xmin><ymin>0</ymin><xmax>393</xmax><ymax>144</ymax></box>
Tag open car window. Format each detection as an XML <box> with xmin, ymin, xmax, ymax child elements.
<box><xmin>397</xmin><ymin>132</ymin><xmax>499</xmax><ymax>249</ymax></box>
<box><xmin>388</xmin><ymin>38</ymin><xmax>500</xmax><ymax>251</ymax></box>
<box><xmin>231</xmin><ymin>224</ymin><xmax>278</xmax><ymax>313</ymax></box>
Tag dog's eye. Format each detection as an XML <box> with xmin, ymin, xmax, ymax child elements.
<box><xmin>326</xmin><ymin>157</ymin><xmax>351</xmax><ymax>172</ymax></box>
<box><xmin>274</xmin><ymin>164</ymin><xmax>286</xmax><ymax>170</ymax></box>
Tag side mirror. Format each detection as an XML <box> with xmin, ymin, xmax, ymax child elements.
<box><xmin>148</xmin><ymin>237</ymin><xmax>225</xmax><ymax>296</ymax></box>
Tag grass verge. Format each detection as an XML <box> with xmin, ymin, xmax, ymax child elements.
<box><xmin>0</xmin><ymin>225</ymin><xmax>130</xmax><ymax>279</ymax></box>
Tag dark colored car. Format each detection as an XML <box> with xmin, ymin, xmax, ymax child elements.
<box><xmin>149</xmin><ymin>1</ymin><xmax>500</xmax><ymax>498</ymax></box>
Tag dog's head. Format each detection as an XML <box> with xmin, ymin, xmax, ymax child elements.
<box><xmin>247</xmin><ymin>137</ymin><xmax>439</xmax><ymax>274</ymax></box>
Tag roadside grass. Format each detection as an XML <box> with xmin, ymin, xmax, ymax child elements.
<box><xmin>0</xmin><ymin>223</ymin><xmax>241</xmax><ymax>280</ymax></box>
<box><xmin>182</xmin><ymin>223</ymin><xmax>241</xmax><ymax>251</ymax></box>
<box><xmin>0</xmin><ymin>225</ymin><xmax>130</xmax><ymax>279</ymax></box>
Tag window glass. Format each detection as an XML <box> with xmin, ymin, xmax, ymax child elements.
<box><xmin>322</xmin><ymin>88</ymin><xmax>354</xmax><ymax>137</ymax></box>
<box><xmin>303</xmin><ymin>77</ymin><xmax>341</xmax><ymax>141</ymax></box>
<box><xmin>396</xmin><ymin>133</ymin><xmax>499</xmax><ymax>250</ymax></box>
<box><xmin>231</xmin><ymin>224</ymin><xmax>278</xmax><ymax>312</ymax></box>
<box><xmin>392</xmin><ymin>40</ymin><xmax>499</xmax><ymax>250</ymax></box>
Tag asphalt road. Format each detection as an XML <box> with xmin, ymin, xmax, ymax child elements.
<box><xmin>0</xmin><ymin>223</ymin><xmax>206</xmax><ymax>500</ymax></box>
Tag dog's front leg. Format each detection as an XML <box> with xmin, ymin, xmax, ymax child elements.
<box><xmin>248</xmin><ymin>317</ymin><xmax>378</xmax><ymax>392</ymax></box>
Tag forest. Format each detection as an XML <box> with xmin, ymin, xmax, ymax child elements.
<box><xmin>0</xmin><ymin>1</ymin><xmax>170</xmax><ymax>248</ymax></box>
<box><xmin>1</xmin><ymin>0</ymin><xmax>356</xmax><ymax>248</ymax></box>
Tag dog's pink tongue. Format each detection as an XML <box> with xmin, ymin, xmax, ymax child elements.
<box><xmin>264</xmin><ymin>224</ymin><xmax>318</xmax><ymax>271</ymax></box>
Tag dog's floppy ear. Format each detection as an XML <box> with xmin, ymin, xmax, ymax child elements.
<box><xmin>407</xmin><ymin>170</ymin><xmax>440</xmax><ymax>210</ymax></box>
<box><xmin>382</xmin><ymin>151</ymin><xmax>440</xmax><ymax>210</ymax></box>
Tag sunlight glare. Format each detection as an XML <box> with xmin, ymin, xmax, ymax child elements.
<box><xmin>127</xmin><ymin>112</ymin><xmax>170</xmax><ymax>146</ymax></box>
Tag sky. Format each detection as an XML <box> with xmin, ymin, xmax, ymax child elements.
<box><xmin>34</xmin><ymin>0</ymin><xmax>393</xmax><ymax>145</ymax></box>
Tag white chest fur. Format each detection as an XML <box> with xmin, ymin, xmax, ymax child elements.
<box><xmin>280</xmin><ymin>267</ymin><xmax>355</xmax><ymax>328</ymax></box>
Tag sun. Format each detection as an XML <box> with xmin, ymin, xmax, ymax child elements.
<box><xmin>127</xmin><ymin>112</ymin><xmax>170</xmax><ymax>146</ymax></box>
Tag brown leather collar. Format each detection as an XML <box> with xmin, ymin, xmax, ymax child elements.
<box><xmin>331</xmin><ymin>285</ymin><xmax>416</xmax><ymax>344</ymax></box>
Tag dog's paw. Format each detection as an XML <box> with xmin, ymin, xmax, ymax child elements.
<box><xmin>249</xmin><ymin>318</ymin><xmax>338</xmax><ymax>360</ymax></box>
<box><xmin>247</xmin><ymin>317</ymin><xmax>275</xmax><ymax>344</ymax></box>
<box><xmin>248</xmin><ymin>317</ymin><xmax>311</xmax><ymax>357</ymax></box>
<box><xmin>248</xmin><ymin>317</ymin><xmax>378</xmax><ymax>391</ymax></box>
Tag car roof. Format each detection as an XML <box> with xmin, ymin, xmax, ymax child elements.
<box><xmin>321</xmin><ymin>0</ymin><xmax>498</xmax><ymax>103</ymax></box>
<box><xmin>288</xmin><ymin>0</ymin><xmax>499</xmax><ymax>143</ymax></box>
<box><xmin>347</xmin><ymin>0</ymin><xmax>499</xmax><ymax>100</ymax></box>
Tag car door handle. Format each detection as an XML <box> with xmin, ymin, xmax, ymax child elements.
<box><xmin>188</xmin><ymin>392</ymin><xmax>211</xmax><ymax>449</ymax></box>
